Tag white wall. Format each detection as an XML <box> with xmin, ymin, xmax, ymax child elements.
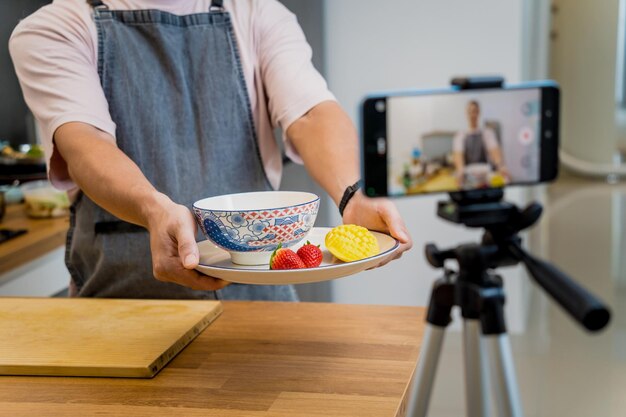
<box><xmin>324</xmin><ymin>0</ymin><xmax>532</xmax><ymax>331</ymax></box>
<box><xmin>325</xmin><ymin>0</ymin><xmax>524</xmax><ymax>122</ymax></box>
<box><xmin>550</xmin><ymin>0</ymin><xmax>621</xmax><ymax>164</ymax></box>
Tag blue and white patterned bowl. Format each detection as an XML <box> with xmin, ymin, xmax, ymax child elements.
<box><xmin>193</xmin><ymin>191</ymin><xmax>320</xmax><ymax>265</ymax></box>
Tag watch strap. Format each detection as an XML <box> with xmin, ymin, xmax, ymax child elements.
<box><xmin>338</xmin><ymin>181</ymin><xmax>361</xmax><ymax>217</ymax></box>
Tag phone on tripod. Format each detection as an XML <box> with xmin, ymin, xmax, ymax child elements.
<box><xmin>361</xmin><ymin>81</ymin><xmax>560</xmax><ymax>197</ymax></box>
<box><xmin>359</xmin><ymin>79</ymin><xmax>610</xmax><ymax>417</ymax></box>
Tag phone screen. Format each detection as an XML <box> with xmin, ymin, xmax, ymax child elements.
<box><xmin>361</xmin><ymin>84</ymin><xmax>559</xmax><ymax>197</ymax></box>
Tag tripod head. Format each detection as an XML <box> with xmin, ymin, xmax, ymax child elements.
<box><xmin>425</xmin><ymin>189</ymin><xmax>611</xmax><ymax>332</ymax></box>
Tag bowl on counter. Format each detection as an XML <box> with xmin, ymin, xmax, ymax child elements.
<box><xmin>193</xmin><ymin>191</ymin><xmax>319</xmax><ymax>265</ymax></box>
<box><xmin>0</xmin><ymin>144</ymin><xmax>47</xmax><ymax>184</ymax></box>
<box><xmin>20</xmin><ymin>180</ymin><xmax>70</xmax><ymax>218</ymax></box>
<box><xmin>0</xmin><ymin>184</ymin><xmax>23</xmax><ymax>205</ymax></box>
<box><xmin>0</xmin><ymin>144</ymin><xmax>45</xmax><ymax>165</ymax></box>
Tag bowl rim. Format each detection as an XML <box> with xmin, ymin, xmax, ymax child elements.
<box><xmin>193</xmin><ymin>191</ymin><xmax>320</xmax><ymax>213</ymax></box>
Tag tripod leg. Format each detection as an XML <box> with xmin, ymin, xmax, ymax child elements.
<box><xmin>480</xmin><ymin>285</ymin><xmax>524</xmax><ymax>417</ymax></box>
<box><xmin>463</xmin><ymin>319</ymin><xmax>489</xmax><ymax>417</ymax></box>
<box><xmin>485</xmin><ymin>334</ymin><xmax>523</xmax><ymax>417</ymax></box>
<box><xmin>407</xmin><ymin>324</ymin><xmax>446</xmax><ymax>417</ymax></box>
<box><xmin>408</xmin><ymin>278</ymin><xmax>455</xmax><ymax>417</ymax></box>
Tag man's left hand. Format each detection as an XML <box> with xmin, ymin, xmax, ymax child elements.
<box><xmin>341</xmin><ymin>192</ymin><xmax>413</xmax><ymax>266</ymax></box>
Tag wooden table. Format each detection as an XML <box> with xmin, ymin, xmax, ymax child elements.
<box><xmin>0</xmin><ymin>204</ymin><xmax>68</xmax><ymax>276</ymax></box>
<box><xmin>0</xmin><ymin>301</ymin><xmax>425</xmax><ymax>417</ymax></box>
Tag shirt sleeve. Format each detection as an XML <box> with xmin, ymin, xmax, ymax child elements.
<box><xmin>254</xmin><ymin>0</ymin><xmax>336</xmax><ymax>162</ymax></box>
<box><xmin>483</xmin><ymin>128</ymin><xmax>499</xmax><ymax>151</ymax></box>
<box><xmin>9</xmin><ymin>5</ymin><xmax>116</xmax><ymax>190</ymax></box>
<box><xmin>452</xmin><ymin>131</ymin><xmax>465</xmax><ymax>153</ymax></box>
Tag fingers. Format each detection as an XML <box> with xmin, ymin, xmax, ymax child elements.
<box><xmin>378</xmin><ymin>203</ymin><xmax>412</xmax><ymax>249</ymax></box>
<box><xmin>172</xmin><ymin>272</ymin><xmax>230</xmax><ymax>292</ymax></box>
<box><xmin>176</xmin><ymin>212</ymin><xmax>200</xmax><ymax>269</ymax></box>
<box><xmin>368</xmin><ymin>239</ymin><xmax>410</xmax><ymax>269</ymax></box>
<box><xmin>386</xmin><ymin>241</ymin><xmax>410</xmax><ymax>264</ymax></box>
<box><xmin>175</xmin><ymin>270</ymin><xmax>230</xmax><ymax>292</ymax></box>
<box><xmin>153</xmin><ymin>260</ymin><xmax>229</xmax><ymax>291</ymax></box>
<box><xmin>149</xmin><ymin>205</ymin><xmax>230</xmax><ymax>292</ymax></box>
<box><xmin>368</xmin><ymin>204</ymin><xmax>412</xmax><ymax>270</ymax></box>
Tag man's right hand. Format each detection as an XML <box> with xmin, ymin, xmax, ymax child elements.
<box><xmin>145</xmin><ymin>195</ymin><xmax>229</xmax><ymax>291</ymax></box>
<box><xmin>55</xmin><ymin>122</ymin><xmax>228</xmax><ymax>292</ymax></box>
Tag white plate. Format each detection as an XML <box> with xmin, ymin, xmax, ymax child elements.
<box><xmin>195</xmin><ymin>227</ymin><xmax>399</xmax><ymax>285</ymax></box>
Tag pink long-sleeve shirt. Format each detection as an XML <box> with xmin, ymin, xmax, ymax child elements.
<box><xmin>10</xmin><ymin>0</ymin><xmax>335</xmax><ymax>191</ymax></box>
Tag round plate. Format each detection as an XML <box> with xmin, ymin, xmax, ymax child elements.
<box><xmin>195</xmin><ymin>227</ymin><xmax>399</xmax><ymax>285</ymax></box>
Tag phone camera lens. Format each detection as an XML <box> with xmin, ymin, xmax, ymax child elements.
<box><xmin>545</xmin><ymin>130</ymin><xmax>553</xmax><ymax>139</ymax></box>
<box><xmin>545</xmin><ymin>110</ymin><xmax>553</xmax><ymax>118</ymax></box>
<box><xmin>375</xmin><ymin>101</ymin><xmax>386</xmax><ymax>113</ymax></box>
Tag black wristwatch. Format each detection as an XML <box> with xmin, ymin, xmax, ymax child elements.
<box><xmin>338</xmin><ymin>181</ymin><xmax>361</xmax><ymax>217</ymax></box>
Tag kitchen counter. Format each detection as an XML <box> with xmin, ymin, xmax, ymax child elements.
<box><xmin>0</xmin><ymin>204</ymin><xmax>68</xmax><ymax>278</ymax></box>
<box><xmin>0</xmin><ymin>301</ymin><xmax>425</xmax><ymax>417</ymax></box>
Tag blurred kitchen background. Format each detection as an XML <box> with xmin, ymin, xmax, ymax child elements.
<box><xmin>1</xmin><ymin>1</ymin><xmax>624</xmax><ymax>416</ymax></box>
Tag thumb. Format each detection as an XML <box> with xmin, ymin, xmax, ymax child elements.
<box><xmin>379</xmin><ymin>204</ymin><xmax>410</xmax><ymax>243</ymax></box>
<box><xmin>177</xmin><ymin>217</ymin><xmax>200</xmax><ymax>269</ymax></box>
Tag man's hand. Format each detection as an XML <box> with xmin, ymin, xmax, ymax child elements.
<box><xmin>55</xmin><ymin>122</ymin><xmax>228</xmax><ymax>292</ymax></box>
<box><xmin>456</xmin><ymin>170</ymin><xmax>465</xmax><ymax>188</ymax></box>
<box><xmin>342</xmin><ymin>192</ymin><xmax>413</xmax><ymax>265</ymax></box>
<box><xmin>145</xmin><ymin>197</ymin><xmax>229</xmax><ymax>291</ymax></box>
<box><xmin>286</xmin><ymin>101</ymin><xmax>412</xmax><ymax>267</ymax></box>
<box><xmin>497</xmin><ymin>165</ymin><xmax>511</xmax><ymax>182</ymax></box>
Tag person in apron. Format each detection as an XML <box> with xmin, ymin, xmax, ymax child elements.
<box><xmin>11</xmin><ymin>0</ymin><xmax>413</xmax><ymax>300</ymax></box>
<box><xmin>452</xmin><ymin>100</ymin><xmax>508</xmax><ymax>188</ymax></box>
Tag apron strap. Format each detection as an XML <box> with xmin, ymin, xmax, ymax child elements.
<box><xmin>87</xmin><ymin>0</ymin><xmax>109</xmax><ymax>9</ymax></box>
<box><xmin>210</xmin><ymin>0</ymin><xmax>224</xmax><ymax>10</ymax></box>
<box><xmin>94</xmin><ymin>221</ymin><xmax>145</xmax><ymax>235</ymax></box>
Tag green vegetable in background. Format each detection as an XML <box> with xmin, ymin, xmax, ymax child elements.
<box><xmin>25</xmin><ymin>145</ymin><xmax>44</xmax><ymax>159</ymax></box>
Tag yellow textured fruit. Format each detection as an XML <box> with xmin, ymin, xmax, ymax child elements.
<box><xmin>490</xmin><ymin>174</ymin><xmax>506</xmax><ymax>188</ymax></box>
<box><xmin>325</xmin><ymin>224</ymin><xmax>380</xmax><ymax>262</ymax></box>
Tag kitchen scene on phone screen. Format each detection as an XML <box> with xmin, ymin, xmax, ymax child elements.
<box><xmin>387</xmin><ymin>89</ymin><xmax>541</xmax><ymax>195</ymax></box>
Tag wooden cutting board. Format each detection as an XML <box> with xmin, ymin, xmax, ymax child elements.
<box><xmin>0</xmin><ymin>298</ymin><xmax>222</xmax><ymax>378</ymax></box>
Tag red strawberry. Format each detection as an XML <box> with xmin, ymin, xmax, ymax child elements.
<box><xmin>297</xmin><ymin>241</ymin><xmax>323</xmax><ymax>268</ymax></box>
<box><xmin>270</xmin><ymin>243</ymin><xmax>306</xmax><ymax>270</ymax></box>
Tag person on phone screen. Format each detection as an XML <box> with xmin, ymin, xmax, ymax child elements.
<box><xmin>452</xmin><ymin>100</ymin><xmax>509</xmax><ymax>187</ymax></box>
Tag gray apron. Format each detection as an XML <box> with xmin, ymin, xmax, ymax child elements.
<box><xmin>66</xmin><ymin>0</ymin><xmax>298</xmax><ymax>301</ymax></box>
<box><xmin>463</xmin><ymin>131</ymin><xmax>489</xmax><ymax>165</ymax></box>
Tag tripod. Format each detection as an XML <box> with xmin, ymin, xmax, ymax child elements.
<box><xmin>406</xmin><ymin>189</ymin><xmax>611</xmax><ymax>417</ymax></box>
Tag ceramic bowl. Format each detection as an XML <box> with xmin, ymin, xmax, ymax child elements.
<box><xmin>20</xmin><ymin>180</ymin><xmax>70</xmax><ymax>218</ymax></box>
<box><xmin>193</xmin><ymin>191</ymin><xmax>319</xmax><ymax>265</ymax></box>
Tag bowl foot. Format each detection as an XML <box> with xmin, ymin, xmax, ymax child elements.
<box><xmin>230</xmin><ymin>251</ymin><xmax>273</xmax><ymax>266</ymax></box>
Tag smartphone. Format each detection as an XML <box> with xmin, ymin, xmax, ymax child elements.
<box><xmin>361</xmin><ymin>82</ymin><xmax>560</xmax><ymax>197</ymax></box>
